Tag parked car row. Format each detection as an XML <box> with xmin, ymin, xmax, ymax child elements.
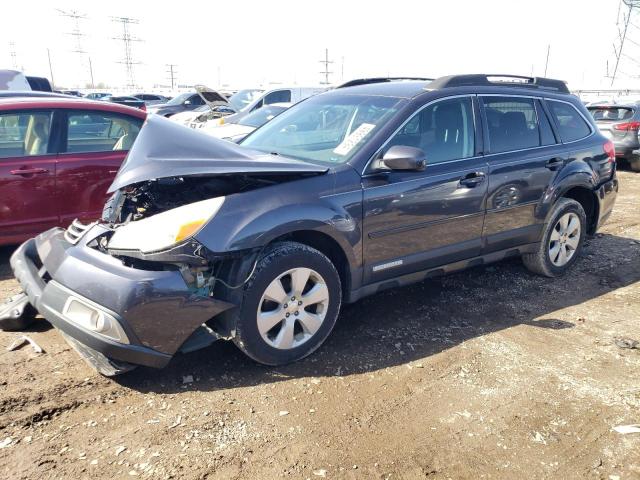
<box><xmin>0</xmin><ymin>74</ymin><xmax>618</xmax><ymax>377</ymax></box>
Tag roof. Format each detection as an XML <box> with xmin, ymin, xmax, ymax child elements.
<box><xmin>328</xmin><ymin>80</ymin><xmax>431</xmax><ymax>98</ymax></box>
<box><xmin>0</xmin><ymin>96</ymin><xmax>147</xmax><ymax>119</ymax></box>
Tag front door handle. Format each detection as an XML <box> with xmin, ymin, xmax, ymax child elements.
<box><xmin>458</xmin><ymin>172</ymin><xmax>486</xmax><ymax>188</ymax></box>
<box><xmin>545</xmin><ymin>158</ymin><xmax>564</xmax><ymax>170</ymax></box>
<box><xmin>10</xmin><ymin>167</ymin><xmax>49</xmax><ymax>176</ymax></box>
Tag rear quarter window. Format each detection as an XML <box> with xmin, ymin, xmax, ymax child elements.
<box><xmin>547</xmin><ymin>100</ymin><xmax>592</xmax><ymax>143</ymax></box>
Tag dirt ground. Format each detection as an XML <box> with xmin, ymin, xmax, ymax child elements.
<box><xmin>0</xmin><ymin>171</ymin><xmax>639</xmax><ymax>480</ymax></box>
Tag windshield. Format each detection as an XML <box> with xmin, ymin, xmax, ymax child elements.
<box><xmin>239</xmin><ymin>105</ymin><xmax>288</xmax><ymax>128</ymax></box>
<box><xmin>241</xmin><ymin>94</ymin><xmax>403</xmax><ymax>164</ymax></box>
<box><xmin>228</xmin><ymin>89</ymin><xmax>264</xmax><ymax>111</ymax></box>
<box><xmin>588</xmin><ymin>106</ymin><xmax>634</xmax><ymax>121</ymax></box>
<box><xmin>164</xmin><ymin>92</ymin><xmax>192</xmax><ymax>106</ymax></box>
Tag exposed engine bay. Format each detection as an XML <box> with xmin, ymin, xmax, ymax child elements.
<box><xmin>102</xmin><ymin>174</ymin><xmax>296</xmax><ymax>223</ymax></box>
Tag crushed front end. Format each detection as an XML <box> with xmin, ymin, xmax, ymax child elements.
<box><xmin>9</xmin><ymin>220</ymin><xmax>236</xmax><ymax>376</ymax></box>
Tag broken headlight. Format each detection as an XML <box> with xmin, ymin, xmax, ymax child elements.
<box><xmin>108</xmin><ymin>197</ymin><xmax>225</xmax><ymax>253</ymax></box>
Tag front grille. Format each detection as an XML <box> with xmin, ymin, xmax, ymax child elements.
<box><xmin>63</xmin><ymin>219</ymin><xmax>96</xmax><ymax>245</ymax></box>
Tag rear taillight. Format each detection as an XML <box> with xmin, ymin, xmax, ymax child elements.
<box><xmin>604</xmin><ymin>140</ymin><xmax>616</xmax><ymax>163</ymax></box>
<box><xmin>613</xmin><ymin>121</ymin><xmax>640</xmax><ymax>131</ymax></box>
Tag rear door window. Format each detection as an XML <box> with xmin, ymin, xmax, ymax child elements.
<box><xmin>482</xmin><ymin>96</ymin><xmax>540</xmax><ymax>153</ymax></box>
<box><xmin>65</xmin><ymin>112</ymin><xmax>142</xmax><ymax>153</ymax></box>
<box><xmin>547</xmin><ymin>100</ymin><xmax>592</xmax><ymax>142</ymax></box>
<box><xmin>0</xmin><ymin>111</ymin><xmax>53</xmax><ymax>158</ymax></box>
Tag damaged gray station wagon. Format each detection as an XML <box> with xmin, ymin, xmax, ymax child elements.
<box><xmin>2</xmin><ymin>75</ymin><xmax>618</xmax><ymax>375</ymax></box>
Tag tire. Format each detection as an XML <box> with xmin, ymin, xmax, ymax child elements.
<box><xmin>629</xmin><ymin>158</ymin><xmax>640</xmax><ymax>172</ymax></box>
<box><xmin>232</xmin><ymin>241</ymin><xmax>342</xmax><ymax>366</ymax></box>
<box><xmin>523</xmin><ymin>198</ymin><xmax>587</xmax><ymax>277</ymax></box>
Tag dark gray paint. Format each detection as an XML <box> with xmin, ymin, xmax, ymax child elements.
<box><xmin>8</xmin><ymin>78</ymin><xmax>619</xmax><ymax>372</ymax></box>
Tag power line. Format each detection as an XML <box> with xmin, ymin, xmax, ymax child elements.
<box><xmin>319</xmin><ymin>48</ymin><xmax>333</xmax><ymax>85</ymax></box>
<box><xmin>611</xmin><ymin>0</ymin><xmax>640</xmax><ymax>85</ymax></box>
<box><xmin>166</xmin><ymin>64</ymin><xmax>177</xmax><ymax>89</ymax></box>
<box><xmin>112</xmin><ymin>16</ymin><xmax>141</xmax><ymax>90</ymax></box>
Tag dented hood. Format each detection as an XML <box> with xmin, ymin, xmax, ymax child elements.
<box><xmin>108</xmin><ymin>114</ymin><xmax>328</xmax><ymax>193</ymax></box>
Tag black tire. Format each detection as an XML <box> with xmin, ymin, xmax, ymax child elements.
<box><xmin>629</xmin><ymin>158</ymin><xmax>640</xmax><ymax>172</ymax></box>
<box><xmin>232</xmin><ymin>241</ymin><xmax>342</xmax><ymax>366</ymax></box>
<box><xmin>523</xmin><ymin>198</ymin><xmax>587</xmax><ymax>277</ymax></box>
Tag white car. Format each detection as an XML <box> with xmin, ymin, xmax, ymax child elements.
<box><xmin>198</xmin><ymin>103</ymin><xmax>290</xmax><ymax>142</ymax></box>
<box><xmin>178</xmin><ymin>86</ymin><xmax>325</xmax><ymax>129</ymax></box>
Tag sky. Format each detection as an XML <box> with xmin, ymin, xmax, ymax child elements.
<box><xmin>0</xmin><ymin>0</ymin><xmax>637</xmax><ymax>92</ymax></box>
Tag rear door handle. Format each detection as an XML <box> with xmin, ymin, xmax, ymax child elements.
<box><xmin>545</xmin><ymin>158</ymin><xmax>564</xmax><ymax>170</ymax></box>
<box><xmin>458</xmin><ymin>172</ymin><xmax>486</xmax><ymax>188</ymax></box>
<box><xmin>10</xmin><ymin>167</ymin><xmax>49</xmax><ymax>176</ymax></box>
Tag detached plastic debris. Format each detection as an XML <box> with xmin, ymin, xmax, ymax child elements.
<box><xmin>614</xmin><ymin>337</ymin><xmax>639</xmax><ymax>350</ymax></box>
<box><xmin>613</xmin><ymin>425</ymin><xmax>640</xmax><ymax>434</ymax></box>
<box><xmin>7</xmin><ymin>335</ymin><xmax>44</xmax><ymax>354</ymax></box>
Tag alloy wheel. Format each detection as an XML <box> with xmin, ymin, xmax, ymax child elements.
<box><xmin>549</xmin><ymin>212</ymin><xmax>581</xmax><ymax>267</ymax></box>
<box><xmin>256</xmin><ymin>268</ymin><xmax>330</xmax><ymax>350</ymax></box>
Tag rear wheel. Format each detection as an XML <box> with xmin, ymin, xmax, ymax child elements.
<box><xmin>629</xmin><ymin>158</ymin><xmax>640</xmax><ymax>172</ymax></box>
<box><xmin>523</xmin><ymin>198</ymin><xmax>586</xmax><ymax>277</ymax></box>
<box><xmin>232</xmin><ymin>242</ymin><xmax>342</xmax><ymax>365</ymax></box>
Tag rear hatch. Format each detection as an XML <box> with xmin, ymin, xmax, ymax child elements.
<box><xmin>587</xmin><ymin>105</ymin><xmax>637</xmax><ymax>141</ymax></box>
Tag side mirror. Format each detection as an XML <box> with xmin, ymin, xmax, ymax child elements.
<box><xmin>381</xmin><ymin>145</ymin><xmax>426</xmax><ymax>171</ymax></box>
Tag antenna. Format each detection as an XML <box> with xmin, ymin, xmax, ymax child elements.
<box><xmin>319</xmin><ymin>48</ymin><xmax>333</xmax><ymax>85</ymax></box>
<box><xmin>166</xmin><ymin>64</ymin><xmax>177</xmax><ymax>89</ymax></box>
<box><xmin>57</xmin><ymin>9</ymin><xmax>93</xmax><ymax>87</ymax></box>
<box><xmin>111</xmin><ymin>16</ymin><xmax>141</xmax><ymax>90</ymax></box>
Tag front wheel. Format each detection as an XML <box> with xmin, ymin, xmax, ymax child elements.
<box><xmin>523</xmin><ymin>198</ymin><xmax>586</xmax><ymax>277</ymax></box>
<box><xmin>232</xmin><ymin>242</ymin><xmax>342</xmax><ymax>365</ymax></box>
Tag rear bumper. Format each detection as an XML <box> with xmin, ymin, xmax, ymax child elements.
<box><xmin>595</xmin><ymin>177</ymin><xmax>618</xmax><ymax>229</ymax></box>
<box><xmin>10</xmin><ymin>227</ymin><xmax>234</xmax><ymax>373</ymax></box>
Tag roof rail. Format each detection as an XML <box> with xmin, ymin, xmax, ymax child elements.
<box><xmin>337</xmin><ymin>77</ymin><xmax>434</xmax><ymax>88</ymax></box>
<box><xmin>426</xmin><ymin>74</ymin><xmax>570</xmax><ymax>94</ymax></box>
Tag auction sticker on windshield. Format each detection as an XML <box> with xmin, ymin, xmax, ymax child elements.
<box><xmin>333</xmin><ymin>123</ymin><xmax>375</xmax><ymax>155</ymax></box>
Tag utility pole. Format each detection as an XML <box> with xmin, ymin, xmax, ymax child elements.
<box><xmin>88</xmin><ymin>56</ymin><xmax>95</xmax><ymax>88</ymax></box>
<box><xmin>9</xmin><ymin>42</ymin><xmax>18</xmax><ymax>70</ymax></box>
<box><xmin>319</xmin><ymin>48</ymin><xmax>333</xmax><ymax>85</ymax></box>
<box><xmin>112</xmin><ymin>16</ymin><xmax>141</xmax><ymax>90</ymax></box>
<box><xmin>543</xmin><ymin>44</ymin><xmax>550</xmax><ymax>77</ymax></box>
<box><xmin>166</xmin><ymin>63</ymin><xmax>177</xmax><ymax>89</ymax></box>
<box><xmin>47</xmin><ymin>48</ymin><xmax>55</xmax><ymax>87</ymax></box>
<box><xmin>57</xmin><ymin>9</ymin><xmax>91</xmax><ymax>87</ymax></box>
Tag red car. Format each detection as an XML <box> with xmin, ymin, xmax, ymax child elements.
<box><xmin>0</xmin><ymin>97</ymin><xmax>146</xmax><ymax>246</ymax></box>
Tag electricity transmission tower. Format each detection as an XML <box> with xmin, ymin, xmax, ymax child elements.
<box><xmin>166</xmin><ymin>64</ymin><xmax>177</xmax><ymax>89</ymax></box>
<box><xmin>112</xmin><ymin>16</ymin><xmax>141</xmax><ymax>90</ymax></box>
<box><xmin>57</xmin><ymin>9</ymin><xmax>94</xmax><ymax>87</ymax></box>
<box><xmin>319</xmin><ymin>48</ymin><xmax>333</xmax><ymax>85</ymax></box>
<box><xmin>9</xmin><ymin>42</ymin><xmax>18</xmax><ymax>70</ymax></box>
<box><xmin>611</xmin><ymin>0</ymin><xmax>640</xmax><ymax>85</ymax></box>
